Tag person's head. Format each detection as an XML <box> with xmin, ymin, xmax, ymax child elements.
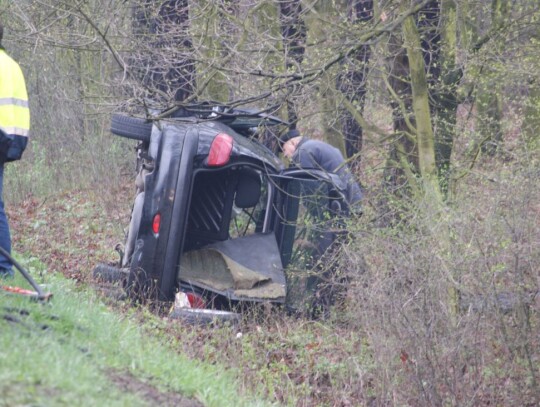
<box><xmin>280</xmin><ymin>129</ymin><xmax>303</xmax><ymax>159</ymax></box>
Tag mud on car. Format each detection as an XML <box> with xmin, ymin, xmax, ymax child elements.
<box><xmin>95</xmin><ymin>105</ymin><xmax>348</xmax><ymax>321</ymax></box>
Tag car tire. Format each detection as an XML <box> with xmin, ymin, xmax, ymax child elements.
<box><xmin>111</xmin><ymin>114</ymin><xmax>153</xmax><ymax>143</ymax></box>
<box><xmin>92</xmin><ymin>263</ymin><xmax>129</xmax><ymax>283</ymax></box>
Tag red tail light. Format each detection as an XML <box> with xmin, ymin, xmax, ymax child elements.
<box><xmin>152</xmin><ymin>213</ymin><xmax>161</xmax><ymax>234</ymax></box>
<box><xmin>186</xmin><ymin>292</ymin><xmax>206</xmax><ymax>308</ymax></box>
<box><xmin>207</xmin><ymin>133</ymin><xmax>233</xmax><ymax>166</ymax></box>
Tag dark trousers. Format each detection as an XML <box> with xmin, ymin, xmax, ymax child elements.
<box><xmin>0</xmin><ymin>164</ymin><xmax>13</xmax><ymax>275</ymax></box>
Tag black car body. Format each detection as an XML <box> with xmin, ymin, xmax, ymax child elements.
<box><xmin>107</xmin><ymin>106</ymin><xmax>347</xmax><ymax>308</ymax></box>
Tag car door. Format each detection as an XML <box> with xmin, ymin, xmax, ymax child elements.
<box><xmin>270</xmin><ymin>168</ymin><xmax>348</xmax><ymax>307</ymax></box>
<box><xmin>270</xmin><ymin>168</ymin><xmax>347</xmax><ymax>267</ymax></box>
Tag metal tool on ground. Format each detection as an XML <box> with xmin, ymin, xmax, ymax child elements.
<box><xmin>0</xmin><ymin>246</ymin><xmax>52</xmax><ymax>301</ymax></box>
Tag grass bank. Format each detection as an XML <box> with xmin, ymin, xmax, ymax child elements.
<box><xmin>0</xmin><ymin>271</ymin><xmax>265</xmax><ymax>407</ymax></box>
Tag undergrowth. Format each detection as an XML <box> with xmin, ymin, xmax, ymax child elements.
<box><xmin>340</xmin><ymin>153</ymin><xmax>540</xmax><ymax>406</ymax></box>
<box><xmin>3</xmin><ymin>140</ymin><xmax>539</xmax><ymax>407</ymax></box>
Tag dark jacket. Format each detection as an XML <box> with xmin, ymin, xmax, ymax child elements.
<box><xmin>292</xmin><ymin>138</ymin><xmax>363</xmax><ymax>207</ymax></box>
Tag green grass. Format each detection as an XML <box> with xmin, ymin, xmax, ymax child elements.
<box><xmin>0</xmin><ymin>269</ymin><xmax>266</xmax><ymax>407</ymax></box>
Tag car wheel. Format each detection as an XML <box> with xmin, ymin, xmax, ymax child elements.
<box><xmin>111</xmin><ymin>114</ymin><xmax>153</xmax><ymax>143</ymax></box>
<box><xmin>92</xmin><ymin>263</ymin><xmax>128</xmax><ymax>283</ymax></box>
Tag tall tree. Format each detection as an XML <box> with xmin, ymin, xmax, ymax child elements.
<box><xmin>279</xmin><ymin>0</ymin><xmax>307</xmax><ymax>128</ymax></box>
<box><xmin>132</xmin><ymin>0</ymin><xmax>196</xmax><ymax>107</ymax></box>
<box><xmin>433</xmin><ymin>0</ymin><xmax>460</xmax><ymax>194</ymax></box>
<box><xmin>336</xmin><ymin>0</ymin><xmax>373</xmax><ymax>164</ymax></box>
<box><xmin>384</xmin><ymin>26</ymin><xmax>417</xmax><ymax>199</ymax></box>
<box><xmin>382</xmin><ymin>1</ymin><xmax>460</xmax><ymax>198</ymax></box>
<box><xmin>402</xmin><ymin>8</ymin><xmax>439</xmax><ymax>197</ymax></box>
<box><xmin>475</xmin><ymin>0</ymin><xmax>508</xmax><ymax>155</ymax></box>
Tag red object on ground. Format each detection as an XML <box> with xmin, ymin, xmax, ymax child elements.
<box><xmin>1</xmin><ymin>285</ymin><xmax>38</xmax><ymax>297</ymax></box>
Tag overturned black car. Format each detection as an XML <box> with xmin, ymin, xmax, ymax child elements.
<box><xmin>96</xmin><ymin>105</ymin><xmax>349</xmax><ymax>320</ymax></box>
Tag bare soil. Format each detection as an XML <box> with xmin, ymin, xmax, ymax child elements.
<box><xmin>107</xmin><ymin>369</ymin><xmax>203</xmax><ymax>407</ymax></box>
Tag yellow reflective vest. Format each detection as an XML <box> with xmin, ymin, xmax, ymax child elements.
<box><xmin>0</xmin><ymin>48</ymin><xmax>29</xmax><ymax>161</ymax></box>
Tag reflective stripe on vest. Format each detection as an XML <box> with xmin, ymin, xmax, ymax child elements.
<box><xmin>0</xmin><ymin>98</ymin><xmax>29</xmax><ymax>108</ymax></box>
<box><xmin>0</xmin><ymin>50</ymin><xmax>30</xmax><ymax>138</ymax></box>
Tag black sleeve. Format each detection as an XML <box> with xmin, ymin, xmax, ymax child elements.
<box><xmin>0</xmin><ymin>129</ymin><xmax>14</xmax><ymax>162</ymax></box>
<box><xmin>5</xmin><ymin>134</ymin><xmax>28</xmax><ymax>162</ymax></box>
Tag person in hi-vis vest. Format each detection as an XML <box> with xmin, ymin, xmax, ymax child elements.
<box><xmin>0</xmin><ymin>22</ymin><xmax>30</xmax><ymax>277</ymax></box>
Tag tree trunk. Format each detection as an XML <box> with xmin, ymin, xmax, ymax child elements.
<box><xmin>279</xmin><ymin>0</ymin><xmax>306</xmax><ymax>127</ymax></box>
<box><xmin>383</xmin><ymin>1</ymin><xmax>458</xmax><ymax>198</ymax></box>
<box><xmin>132</xmin><ymin>0</ymin><xmax>196</xmax><ymax>106</ymax></box>
<box><xmin>430</xmin><ymin>0</ymin><xmax>459</xmax><ymax>195</ymax></box>
<box><xmin>402</xmin><ymin>14</ymin><xmax>439</xmax><ymax>192</ymax></box>
<box><xmin>384</xmin><ymin>31</ymin><xmax>417</xmax><ymax>198</ymax></box>
<box><xmin>523</xmin><ymin>80</ymin><xmax>540</xmax><ymax>152</ymax></box>
<box><xmin>382</xmin><ymin>2</ymin><xmax>449</xmax><ymax>215</ymax></box>
<box><xmin>411</xmin><ymin>0</ymin><xmax>459</xmax><ymax>194</ymax></box>
<box><xmin>336</xmin><ymin>0</ymin><xmax>373</xmax><ymax>165</ymax></box>
<box><xmin>191</xmin><ymin>1</ymin><xmax>237</xmax><ymax>102</ymax></box>
<box><xmin>477</xmin><ymin>0</ymin><xmax>508</xmax><ymax>155</ymax></box>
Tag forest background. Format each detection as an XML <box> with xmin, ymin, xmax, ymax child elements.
<box><xmin>1</xmin><ymin>0</ymin><xmax>539</xmax><ymax>405</ymax></box>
